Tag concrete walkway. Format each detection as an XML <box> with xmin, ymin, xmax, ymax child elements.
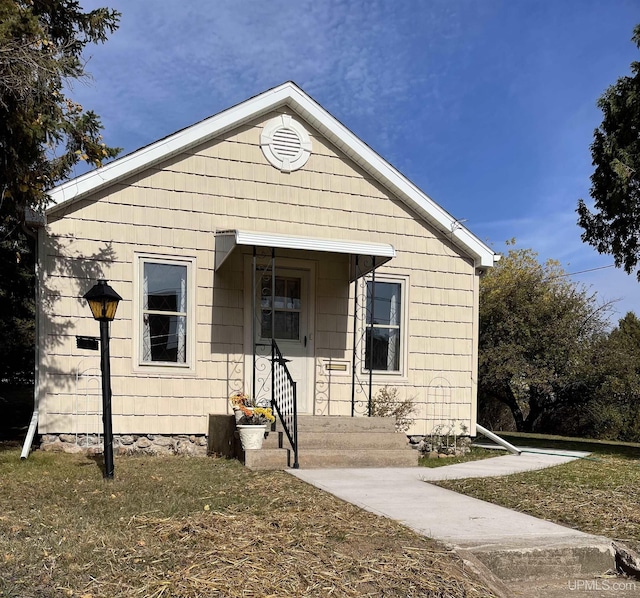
<box><xmin>289</xmin><ymin>451</ymin><xmax>601</xmax><ymax>549</ymax></box>
<box><xmin>289</xmin><ymin>451</ymin><xmax>623</xmax><ymax>597</ymax></box>
<box><xmin>419</xmin><ymin>448</ymin><xmax>591</xmax><ymax>482</ymax></box>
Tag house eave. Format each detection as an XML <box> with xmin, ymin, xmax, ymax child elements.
<box><xmin>47</xmin><ymin>81</ymin><xmax>496</xmax><ymax>268</ymax></box>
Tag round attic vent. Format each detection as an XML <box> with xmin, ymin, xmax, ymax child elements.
<box><xmin>260</xmin><ymin>115</ymin><xmax>312</xmax><ymax>172</ymax></box>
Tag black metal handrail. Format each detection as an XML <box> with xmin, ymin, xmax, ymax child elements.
<box><xmin>271</xmin><ymin>339</ymin><xmax>299</xmax><ymax>469</ymax></box>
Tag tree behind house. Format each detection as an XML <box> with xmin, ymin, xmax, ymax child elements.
<box><xmin>577</xmin><ymin>24</ymin><xmax>640</xmax><ymax>278</ymax></box>
<box><xmin>478</xmin><ymin>245</ymin><xmax>610</xmax><ymax>433</ymax></box>
<box><xmin>580</xmin><ymin>312</ymin><xmax>640</xmax><ymax>442</ymax></box>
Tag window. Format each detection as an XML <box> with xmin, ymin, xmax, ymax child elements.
<box><xmin>365</xmin><ymin>280</ymin><xmax>403</xmax><ymax>372</ymax></box>
<box><xmin>139</xmin><ymin>258</ymin><xmax>192</xmax><ymax>366</ymax></box>
<box><xmin>260</xmin><ymin>275</ymin><xmax>301</xmax><ymax>340</ymax></box>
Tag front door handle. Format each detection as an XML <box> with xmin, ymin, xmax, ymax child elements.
<box><xmin>304</xmin><ymin>335</ymin><xmax>307</xmax><ymax>347</ymax></box>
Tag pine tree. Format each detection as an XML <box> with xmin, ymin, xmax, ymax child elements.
<box><xmin>577</xmin><ymin>25</ymin><xmax>640</xmax><ymax>278</ymax></box>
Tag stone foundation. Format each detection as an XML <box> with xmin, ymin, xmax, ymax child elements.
<box><xmin>39</xmin><ymin>434</ymin><xmax>208</xmax><ymax>456</ymax></box>
<box><xmin>407</xmin><ymin>434</ymin><xmax>472</xmax><ymax>457</ymax></box>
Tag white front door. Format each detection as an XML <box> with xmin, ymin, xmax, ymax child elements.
<box><xmin>245</xmin><ymin>265</ymin><xmax>315</xmax><ymax>413</ymax></box>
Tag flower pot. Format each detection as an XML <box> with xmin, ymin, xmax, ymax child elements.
<box><xmin>237</xmin><ymin>424</ymin><xmax>267</xmax><ymax>450</ymax></box>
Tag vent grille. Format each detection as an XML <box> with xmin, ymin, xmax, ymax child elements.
<box><xmin>272</xmin><ymin>128</ymin><xmax>302</xmax><ymax>158</ymax></box>
<box><xmin>260</xmin><ymin>115</ymin><xmax>312</xmax><ymax>172</ymax></box>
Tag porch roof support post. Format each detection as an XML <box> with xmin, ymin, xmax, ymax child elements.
<box><xmin>271</xmin><ymin>248</ymin><xmax>275</xmax><ymax>341</ymax></box>
<box><xmin>271</xmin><ymin>248</ymin><xmax>275</xmax><ymax>409</ymax></box>
<box><xmin>350</xmin><ymin>255</ymin><xmax>359</xmax><ymax>417</ymax></box>
<box><xmin>368</xmin><ymin>256</ymin><xmax>376</xmax><ymax>416</ymax></box>
<box><xmin>252</xmin><ymin>246</ymin><xmax>256</xmax><ymax>401</ymax></box>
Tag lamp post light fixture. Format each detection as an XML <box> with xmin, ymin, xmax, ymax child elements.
<box><xmin>83</xmin><ymin>279</ymin><xmax>122</xmax><ymax>479</ymax></box>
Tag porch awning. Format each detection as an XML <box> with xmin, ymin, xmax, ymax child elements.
<box><xmin>214</xmin><ymin>229</ymin><xmax>395</xmax><ymax>280</ymax></box>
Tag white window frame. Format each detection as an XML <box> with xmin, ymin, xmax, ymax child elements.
<box><xmin>362</xmin><ymin>275</ymin><xmax>408</xmax><ymax>377</ymax></box>
<box><xmin>133</xmin><ymin>253</ymin><xmax>196</xmax><ymax>374</ymax></box>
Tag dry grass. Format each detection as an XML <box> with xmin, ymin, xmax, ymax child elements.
<box><xmin>0</xmin><ymin>445</ymin><xmax>495</xmax><ymax>597</ymax></box>
<box><xmin>419</xmin><ymin>447</ymin><xmax>496</xmax><ymax>468</ymax></box>
<box><xmin>437</xmin><ymin>435</ymin><xmax>640</xmax><ymax>548</ymax></box>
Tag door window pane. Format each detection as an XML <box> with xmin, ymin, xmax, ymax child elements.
<box><xmin>286</xmin><ymin>279</ymin><xmax>301</xmax><ymax>309</ymax></box>
<box><xmin>261</xmin><ymin>311</ymin><xmax>300</xmax><ymax>340</ymax></box>
<box><xmin>260</xmin><ymin>275</ymin><xmax>302</xmax><ymax>341</ymax></box>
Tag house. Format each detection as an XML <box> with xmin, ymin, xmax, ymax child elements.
<box><xmin>23</xmin><ymin>82</ymin><xmax>497</xmax><ymax>458</ymax></box>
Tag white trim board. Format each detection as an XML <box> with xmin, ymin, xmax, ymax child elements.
<box><xmin>47</xmin><ymin>81</ymin><xmax>497</xmax><ymax>268</ymax></box>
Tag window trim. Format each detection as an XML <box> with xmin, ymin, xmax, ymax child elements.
<box><xmin>362</xmin><ymin>274</ymin><xmax>409</xmax><ymax>377</ymax></box>
<box><xmin>133</xmin><ymin>253</ymin><xmax>196</xmax><ymax>375</ymax></box>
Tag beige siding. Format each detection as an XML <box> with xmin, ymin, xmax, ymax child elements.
<box><xmin>40</xmin><ymin>109</ymin><xmax>480</xmax><ymax>436</ymax></box>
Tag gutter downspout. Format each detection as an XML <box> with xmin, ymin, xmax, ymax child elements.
<box><xmin>21</xmin><ymin>226</ymin><xmax>41</xmax><ymax>459</ymax></box>
<box><xmin>475</xmin><ymin>423</ymin><xmax>521</xmax><ymax>455</ymax></box>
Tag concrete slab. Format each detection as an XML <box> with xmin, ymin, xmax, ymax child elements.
<box><xmin>290</xmin><ymin>464</ymin><xmax>604</xmax><ymax>549</ymax></box>
<box><xmin>288</xmin><ymin>451</ymin><xmax>617</xmax><ymax>595</ymax></box>
<box><xmin>419</xmin><ymin>450</ymin><xmax>590</xmax><ymax>481</ymax></box>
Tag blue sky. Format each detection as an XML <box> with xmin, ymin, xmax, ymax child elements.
<box><xmin>72</xmin><ymin>0</ymin><xmax>640</xmax><ymax>321</ymax></box>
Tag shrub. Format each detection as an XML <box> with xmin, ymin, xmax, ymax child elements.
<box><xmin>370</xmin><ymin>386</ymin><xmax>416</xmax><ymax>432</ymax></box>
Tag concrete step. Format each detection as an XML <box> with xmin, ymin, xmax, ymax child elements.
<box><xmin>469</xmin><ymin>541</ymin><xmax>615</xmax><ymax>583</ymax></box>
<box><xmin>244</xmin><ymin>415</ymin><xmax>418</xmax><ymax>469</ymax></box>
<box><xmin>295</xmin><ymin>415</ymin><xmax>397</xmax><ymax>433</ymax></box>
<box><xmin>265</xmin><ymin>428</ymin><xmax>410</xmax><ymax>450</ymax></box>
<box><xmin>297</xmin><ymin>448</ymin><xmax>419</xmax><ymax>469</ymax></box>
<box><xmin>459</xmin><ymin>546</ymin><xmax>628</xmax><ymax>598</ymax></box>
<box><xmin>242</xmin><ymin>447</ymin><xmax>290</xmax><ymax>471</ymax></box>
<box><xmin>263</xmin><ymin>430</ymin><xmax>286</xmax><ymax>449</ymax></box>
<box><xmin>295</xmin><ymin>431</ymin><xmax>410</xmax><ymax>450</ymax></box>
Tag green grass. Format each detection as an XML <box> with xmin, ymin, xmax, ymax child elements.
<box><xmin>436</xmin><ymin>433</ymin><xmax>640</xmax><ymax>546</ymax></box>
<box><xmin>0</xmin><ymin>445</ymin><xmax>495</xmax><ymax>597</ymax></box>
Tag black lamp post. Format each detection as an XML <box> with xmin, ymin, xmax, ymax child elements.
<box><xmin>83</xmin><ymin>279</ymin><xmax>122</xmax><ymax>479</ymax></box>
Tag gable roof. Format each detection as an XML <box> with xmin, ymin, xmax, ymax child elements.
<box><xmin>48</xmin><ymin>81</ymin><xmax>497</xmax><ymax>268</ymax></box>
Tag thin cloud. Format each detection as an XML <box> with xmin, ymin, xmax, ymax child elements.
<box><xmin>72</xmin><ymin>1</ymin><xmax>478</xmax><ymax>157</ymax></box>
<box><xmin>64</xmin><ymin>1</ymin><xmax>639</xmax><ymax>316</ymax></box>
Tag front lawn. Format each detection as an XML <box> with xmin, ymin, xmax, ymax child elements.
<box><xmin>0</xmin><ymin>445</ymin><xmax>495</xmax><ymax>597</ymax></box>
<box><xmin>436</xmin><ymin>434</ymin><xmax>640</xmax><ymax>547</ymax></box>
